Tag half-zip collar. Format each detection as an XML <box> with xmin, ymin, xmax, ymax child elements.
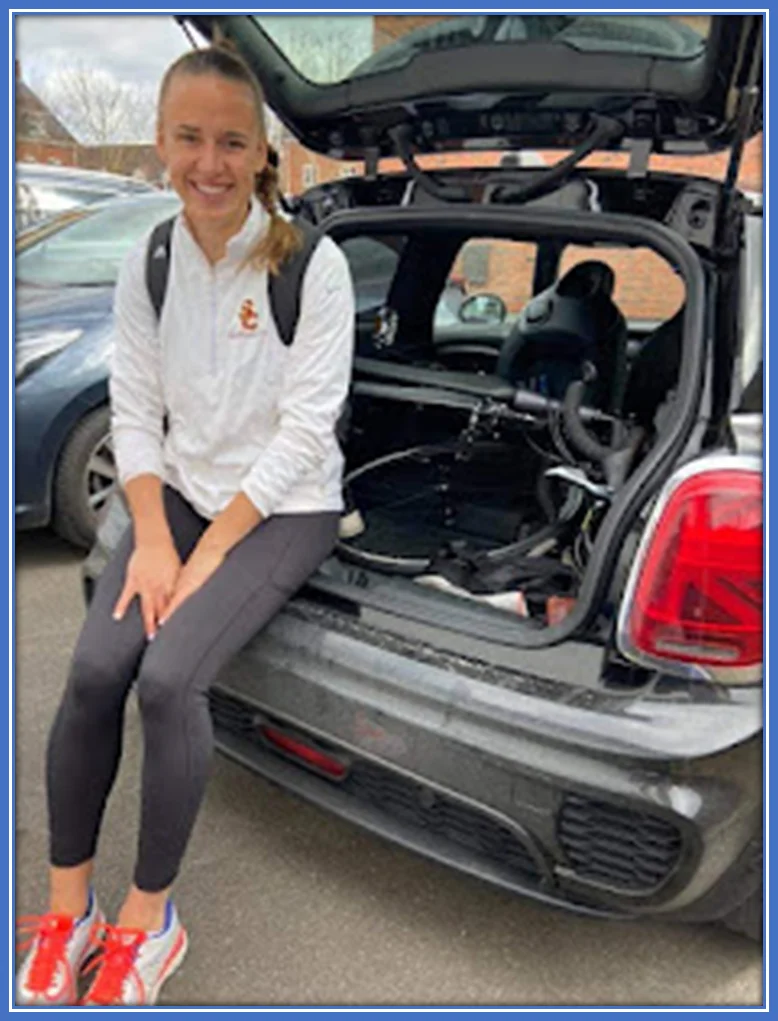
<box><xmin>176</xmin><ymin>195</ymin><xmax>269</xmax><ymax>271</ymax></box>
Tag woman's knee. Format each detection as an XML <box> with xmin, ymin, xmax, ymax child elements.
<box><xmin>67</xmin><ymin>642</ymin><xmax>127</xmax><ymax>709</ymax></box>
<box><xmin>135</xmin><ymin>656</ymin><xmax>186</xmax><ymax>724</ymax></box>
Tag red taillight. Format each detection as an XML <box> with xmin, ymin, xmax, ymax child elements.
<box><xmin>620</xmin><ymin>464</ymin><xmax>762</xmax><ymax>679</ymax></box>
<box><xmin>259</xmin><ymin>723</ymin><xmax>349</xmax><ymax>780</ymax></box>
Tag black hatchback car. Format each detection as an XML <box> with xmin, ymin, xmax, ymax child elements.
<box><xmin>85</xmin><ymin>14</ymin><xmax>764</xmax><ymax>940</ymax></box>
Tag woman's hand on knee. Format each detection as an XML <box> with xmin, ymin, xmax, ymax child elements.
<box><xmin>159</xmin><ymin>544</ymin><xmax>226</xmax><ymax>626</ymax></box>
<box><xmin>112</xmin><ymin>540</ymin><xmax>182</xmax><ymax>640</ymax></box>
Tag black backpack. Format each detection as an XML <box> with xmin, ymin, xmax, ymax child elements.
<box><xmin>144</xmin><ymin>214</ymin><xmax>322</xmax><ymax>346</ymax></box>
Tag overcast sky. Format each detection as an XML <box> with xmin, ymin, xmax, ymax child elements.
<box><xmin>14</xmin><ymin>14</ymin><xmax>373</xmax><ymax>92</ymax></box>
<box><xmin>14</xmin><ymin>14</ymin><xmax>372</xmax><ymax>144</ymax></box>
<box><xmin>15</xmin><ymin>14</ymin><xmax>194</xmax><ymax>93</ymax></box>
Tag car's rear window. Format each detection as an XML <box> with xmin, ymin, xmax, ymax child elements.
<box><xmin>254</xmin><ymin>14</ymin><xmax>710</xmax><ymax>85</ymax></box>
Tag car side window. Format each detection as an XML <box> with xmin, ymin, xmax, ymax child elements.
<box><xmin>16</xmin><ymin>199</ymin><xmax>181</xmax><ymax>287</ymax></box>
<box><xmin>436</xmin><ymin>238</ymin><xmax>537</xmax><ymax>326</ymax></box>
<box><xmin>339</xmin><ymin>236</ymin><xmax>404</xmax><ymax>318</ymax></box>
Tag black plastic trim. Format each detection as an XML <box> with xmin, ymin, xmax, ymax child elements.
<box><xmin>212</xmin><ymin>718</ymin><xmax>626</xmax><ymax>920</ymax></box>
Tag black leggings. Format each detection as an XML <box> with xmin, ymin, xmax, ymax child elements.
<box><xmin>46</xmin><ymin>486</ymin><xmax>339</xmax><ymax>891</ymax></box>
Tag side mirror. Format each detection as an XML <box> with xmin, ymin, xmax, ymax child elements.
<box><xmin>458</xmin><ymin>293</ymin><xmax>507</xmax><ymax>325</ymax></box>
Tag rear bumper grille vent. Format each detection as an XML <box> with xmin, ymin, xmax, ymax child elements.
<box><xmin>209</xmin><ymin>689</ymin><xmax>541</xmax><ymax>884</ymax></box>
<box><xmin>209</xmin><ymin>689</ymin><xmax>256</xmax><ymax>734</ymax></box>
<box><xmin>344</xmin><ymin>760</ymin><xmax>541</xmax><ymax>881</ymax></box>
<box><xmin>557</xmin><ymin>794</ymin><xmax>683</xmax><ymax>893</ymax></box>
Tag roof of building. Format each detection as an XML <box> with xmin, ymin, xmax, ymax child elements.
<box><xmin>16</xmin><ymin>78</ymin><xmax>77</xmax><ymax>144</ymax></box>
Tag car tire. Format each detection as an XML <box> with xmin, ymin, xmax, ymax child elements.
<box><xmin>52</xmin><ymin>406</ymin><xmax>117</xmax><ymax>550</ymax></box>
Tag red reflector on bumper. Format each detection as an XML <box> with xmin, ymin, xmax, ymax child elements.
<box><xmin>259</xmin><ymin>724</ymin><xmax>349</xmax><ymax>780</ymax></box>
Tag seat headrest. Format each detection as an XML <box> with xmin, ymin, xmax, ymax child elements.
<box><xmin>557</xmin><ymin>260</ymin><xmax>615</xmax><ymax>300</ymax></box>
<box><xmin>496</xmin><ymin>259</ymin><xmax>627</xmax><ymax>411</ymax></box>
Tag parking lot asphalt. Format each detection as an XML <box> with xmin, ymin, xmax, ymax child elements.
<box><xmin>14</xmin><ymin>530</ymin><xmax>763</xmax><ymax>1007</ymax></box>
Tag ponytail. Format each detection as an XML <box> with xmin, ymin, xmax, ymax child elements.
<box><xmin>250</xmin><ymin>145</ymin><xmax>302</xmax><ymax>275</ymax></box>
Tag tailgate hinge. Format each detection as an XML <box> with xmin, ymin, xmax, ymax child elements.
<box><xmin>364</xmin><ymin>146</ymin><xmax>380</xmax><ymax>182</ymax></box>
<box><xmin>626</xmin><ymin>138</ymin><xmax>653</xmax><ymax>179</ymax></box>
<box><xmin>625</xmin><ymin>101</ymin><xmax>657</xmax><ymax>179</ymax></box>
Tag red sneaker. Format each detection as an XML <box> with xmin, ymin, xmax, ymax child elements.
<box><xmin>16</xmin><ymin>892</ymin><xmax>104</xmax><ymax>1005</ymax></box>
<box><xmin>82</xmin><ymin>902</ymin><xmax>188</xmax><ymax>1006</ymax></box>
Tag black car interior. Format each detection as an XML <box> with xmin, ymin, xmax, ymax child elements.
<box><xmin>337</xmin><ymin>224</ymin><xmax>686</xmax><ymax>613</ymax></box>
<box><xmin>350</xmin><ymin>228</ymin><xmax>680</xmax><ymax>428</ymax></box>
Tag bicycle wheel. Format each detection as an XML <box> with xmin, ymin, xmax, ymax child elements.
<box><xmin>337</xmin><ymin>440</ymin><xmax>546</xmax><ymax>575</ymax></box>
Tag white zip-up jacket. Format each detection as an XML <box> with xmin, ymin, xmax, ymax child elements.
<box><xmin>109</xmin><ymin>199</ymin><xmax>355</xmax><ymax>520</ymax></box>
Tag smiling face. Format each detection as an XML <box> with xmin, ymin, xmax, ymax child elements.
<box><xmin>156</xmin><ymin>69</ymin><xmax>267</xmax><ymax>241</ymax></box>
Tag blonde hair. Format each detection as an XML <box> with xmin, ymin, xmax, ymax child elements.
<box><xmin>157</xmin><ymin>42</ymin><xmax>302</xmax><ymax>275</ymax></box>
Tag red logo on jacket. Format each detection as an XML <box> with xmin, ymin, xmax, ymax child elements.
<box><xmin>238</xmin><ymin>299</ymin><xmax>259</xmax><ymax>332</ymax></box>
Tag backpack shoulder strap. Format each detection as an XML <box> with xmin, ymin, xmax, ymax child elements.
<box><xmin>145</xmin><ymin>216</ymin><xmax>176</xmax><ymax>321</ymax></box>
<box><xmin>144</xmin><ymin>213</ymin><xmax>323</xmax><ymax>342</ymax></box>
<box><xmin>268</xmin><ymin>217</ymin><xmax>323</xmax><ymax>348</ymax></box>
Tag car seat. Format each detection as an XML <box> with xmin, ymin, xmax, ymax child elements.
<box><xmin>496</xmin><ymin>260</ymin><xmax>628</xmax><ymax>413</ymax></box>
<box><xmin>621</xmin><ymin>308</ymin><xmax>683</xmax><ymax>428</ymax></box>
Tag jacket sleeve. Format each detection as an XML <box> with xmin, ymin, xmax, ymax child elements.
<box><xmin>108</xmin><ymin>239</ymin><xmax>167</xmax><ymax>486</ymax></box>
<box><xmin>240</xmin><ymin>237</ymin><xmax>355</xmax><ymax>517</ymax></box>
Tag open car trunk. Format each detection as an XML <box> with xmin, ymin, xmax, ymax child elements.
<box><xmin>303</xmin><ymin>203</ymin><xmax>707</xmax><ymax>651</ymax></box>
<box><xmin>178</xmin><ymin>14</ymin><xmax>760</xmax><ymax>655</ymax></box>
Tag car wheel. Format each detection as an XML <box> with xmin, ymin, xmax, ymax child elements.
<box><xmin>52</xmin><ymin>406</ymin><xmax>116</xmax><ymax>550</ymax></box>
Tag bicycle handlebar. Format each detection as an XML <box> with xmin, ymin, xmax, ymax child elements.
<box><xmin>510</xmin><ymin>386</ymin><xmax>614</xmax><ymax>426</ymax></box>
<box><xmin>353</xmin><ymin>356</ymin><xmax>617</xmax><ymax>427</ymax></box>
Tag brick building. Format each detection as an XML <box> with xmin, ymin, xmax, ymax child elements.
<box><xmin>15</xmin><ymin>63</ymin><xmax>165</xmax><ymax>184</ymax></box>
<box><xmin>15</xmin><ymin>61</ymin><xmax>79</xmax><ymax>166</ymax></box>
<box><xmin>77</xmin><ymin>143</ymin><xmax>164</xmax><ymax>183</ymax></box>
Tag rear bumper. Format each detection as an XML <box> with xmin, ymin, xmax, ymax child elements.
<box><xmin>210</xmin><ymin>599</ymin><xmax>763</xmax><ymax>924</ymax></box>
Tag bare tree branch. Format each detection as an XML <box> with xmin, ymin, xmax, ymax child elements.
<box><xmin>39</xmin><ymin>61</ymin><xmax>156</xmax><ymax>145</ymax></box>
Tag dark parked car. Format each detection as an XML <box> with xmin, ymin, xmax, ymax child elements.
<box><xmin>15</xmin><ymin>192</ymin><xmax>181</xmax><ymax>547</ymax></box>
<box><xmin>85</xmin><ymin>14</ymin><xmax>763</xmax><ymax>940</ymax></box>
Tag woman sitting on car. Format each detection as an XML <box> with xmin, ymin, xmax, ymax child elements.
<box><xmin>17</xmin><ymin>41</ymin><xmax>354</xmax><ymax>1007</ymax></box>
